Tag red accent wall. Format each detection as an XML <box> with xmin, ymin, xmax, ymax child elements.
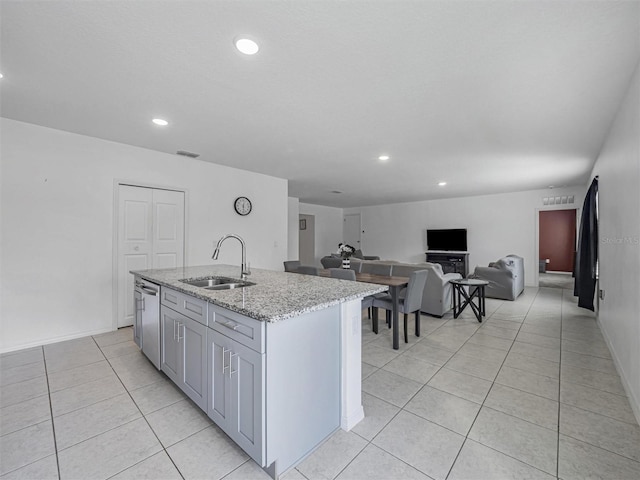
<box><xmin>539</xmin><ymin>209</ymin><xmax>577</xmax><ymax>272</ymax></box>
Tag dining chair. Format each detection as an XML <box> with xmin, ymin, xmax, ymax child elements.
<box><xmin>329</xmin><ymin>268</ymin><xmax>356</xmax><ymax>280</ymax></box>
<box><xmin>321</xmin><ymin>256</ymin><xmax>343</xmax><ymax>269</ymax></box>
<box><xmin>284</xmin><ymin>260</ymin><xmax>301</xmax><ymax>272</ymax></box>
<box><xmin>297</xmin><ymin>265</ymin><xmax>320</xmax><ymax>276</ymax></box>
<box><xmin>329</xmin><ymin>268</ymin><xmax>377</xmax><ymax>320</ymax></box>
<box><xmin>372</xmin><ymin>270</ymin><xmax>428</xmax><ymax>343</ymax></box>
<box><xmin>359</xmin><ymin>263</ymin><xmax>393</xmax><ymax>322</ymax></box>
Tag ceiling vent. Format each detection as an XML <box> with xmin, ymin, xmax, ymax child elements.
<box><xmin>542</xmin><ymin>195</ymin><xmax>574</xmax><ymax>206</ymax></box>
<box><xmin>176</xmin><ymin>150</ymin><xmax>200</xmax><ymax>158</ymax></box>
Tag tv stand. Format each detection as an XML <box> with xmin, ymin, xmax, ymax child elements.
<box><xmin>426</xmin><ymin>251</ymin><xmax>469</xmax><ymax>277</ymax></box>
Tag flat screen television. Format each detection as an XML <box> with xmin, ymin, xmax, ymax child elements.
<box><xmin>427</xmin><ymin>228</ymin><xmax>468</xmax><ymax>251</ymax></box>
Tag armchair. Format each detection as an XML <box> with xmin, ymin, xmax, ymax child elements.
<box><xmin>385</xmin><ymin>262</ymin><xmax>461</xmax><ymax>317</ymax></box>
<box><xmin>472</xmin><ymin>254</ymin><xmax>524</xmax><ymax>300</ymax></box>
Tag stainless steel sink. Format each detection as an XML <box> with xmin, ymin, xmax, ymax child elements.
<box><xmin>180</xmin><ymin>277</ymin><xmax>255</xmax><ymax>290</ymax></box>
<box><xmin>205</xmin><ymin>281</ymin><xmax>254</xmax><ymax>290</ymax></box>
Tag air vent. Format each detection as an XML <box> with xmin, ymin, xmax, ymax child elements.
<box><xmin>176</xmin><ymin>150</ymin><xmax>200</xmax><ymax>158</ymax></box>
<box><xmin>542</xmin><ymin>195</ymin><xmax>574</xmax><ymax>206</ymax></box>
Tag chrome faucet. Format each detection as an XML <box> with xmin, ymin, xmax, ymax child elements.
<box><xmin>212</xmin><ymin>234</ymin><xmax>250</xmax><ymax>281</ymax></box>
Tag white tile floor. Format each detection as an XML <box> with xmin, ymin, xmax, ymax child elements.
<box><xmin>1</xmin><ymin>287</ymin><xmax>640</xmax><ymax>479</ymax></box>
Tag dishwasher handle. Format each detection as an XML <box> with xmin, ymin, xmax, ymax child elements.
<box><xmin>136</xmin><ymin>285</ymin><xmax>158</xmax><ymax>296</ymax></box>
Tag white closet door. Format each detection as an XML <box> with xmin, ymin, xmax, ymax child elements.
<box><xmin>152</xmin><ymin>189</ymin><xmax>185</xmax><ymax>269</ymax></box>
<box><xmin>118</xmin><ymin>185</ymin><xmax>153</xmax><ymax>328</ymax></box>
<box><xmin>117</xmin><ymin>185</ymin><xmax>185</xmax><ymax>328</ymax></box>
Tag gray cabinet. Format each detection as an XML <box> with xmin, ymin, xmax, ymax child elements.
<box><xmin>161</xmin><ymin>305</ymin><xmax>207</xmax><ymax>410</ymax></box>
<box><xmin>207</xmin><ymin>325</ymin><xmax>265</xmax><ymax>464</ymax></box>
<box><xmin>133</xmin><ymin>288</ymin><xmax>142</xmax><ymax>348</ymax></box>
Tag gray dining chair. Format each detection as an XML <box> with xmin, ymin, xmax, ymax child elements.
<box><xmin>329</xmin><ymin>268</ymin><xmax>376</xmax><ymax>318</ymax></box>
<box><xmin>372</xmin><ymin>270</ymin><xmax>428</xmax><ymax>343</ymax></box>
<box><xmin>360</xmin><ymin>263</ymin><xmax>393</xmax><ymax>276</ymax></box>
<box><xmin>297</xmin><ymin>265</ymin><xmax>320</xmax><ymax>276</ymax></box>
<box><xmin>329</xmin><ymin>268</ymin><xmax>356</xmax><ymax>280</ymax></box>
<box><xmin>321</xmin><ymin>256</ymin><xmax>343</xmax><ymax>269</ymax></box>
<box><xmin>360</xmin><ymin>263</ymin><xmax>393</xmax><ymax>322</ymax></box>
<box><xmin>284</xmin><ymin>260</ymin><xmax>301</xmax><ymax>272</ymax></box>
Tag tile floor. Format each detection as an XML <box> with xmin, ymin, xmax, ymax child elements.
<box><xmin>1</xmin><ymin>287</ymin><xmax>639</xmax><ymax>479</ymax></box>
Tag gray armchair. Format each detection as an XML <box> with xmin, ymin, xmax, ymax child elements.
<box><xmin>472</xmin><ymin>254</ymin><xmax>524</xmax><ymax>300</ymax></box>
<box><xmin>391</xmin><ymin>263</ymin><xmax>461</xmax><ymax>317</ymax></box>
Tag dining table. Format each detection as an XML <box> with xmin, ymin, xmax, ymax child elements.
<box><xmin>319</xmin><ymin>270</ymin><xmax>409</xmax><ymax>350</ymax></box>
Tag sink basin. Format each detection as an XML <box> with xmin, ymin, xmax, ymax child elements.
<box><xmin>180</xmin><ymin>277</ymin><xmax>255</xmax><ymax>290</ymax></box>
<box><xmin>205</xmin><ymin>281</ymin><xmax>255</xmax><ymax>290</ymax></box>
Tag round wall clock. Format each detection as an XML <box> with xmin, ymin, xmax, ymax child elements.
<box><xmin>234</xmin><ymin>196</ymin><xmax>252</xmax><ymax>216</ymax></box>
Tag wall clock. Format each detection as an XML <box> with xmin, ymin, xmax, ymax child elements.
<box><xmin>234</xmin><ymin>196</ymin><xmax>252</xmax><ymax>216</ymax></box>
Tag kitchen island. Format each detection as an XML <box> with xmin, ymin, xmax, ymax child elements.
<box><xmin>131</xmin><ymin>264</ymin><xmax>386</xmax><ymax>479</ymax></box>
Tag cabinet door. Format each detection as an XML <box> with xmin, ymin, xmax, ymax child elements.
<box><xmin>207</xmin><ymin>329</ymin><xmax>233</xmax><ymax>431</ymax></box>
<box><xmin>160</xmin><ymin>307</ymin><xmax>179</xmax><ymax>384</ymax></box>
<box><xmin>133</xmin><ymin>289</ymin><xmax>142</xmax><ymax>348</ymax></box>
<box><xmin>229</xmin><ymin>340</ymin><xmax>264</xmax><ymax>463</ymax></box>
<box><xmin>180</xmin><ymin>317</ymin><xmax>207</xmax><ymax>410</ymax></box>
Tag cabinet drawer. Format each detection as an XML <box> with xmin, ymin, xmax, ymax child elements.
<box><xmin>161</xmin><ymin>287</ymin><xmax>208</xmax><ymax>326</ymax></box>
<box><xmin>208</xmin><ymin>306</ymin><xmax>264</xmax><ymax>353</ymax></box>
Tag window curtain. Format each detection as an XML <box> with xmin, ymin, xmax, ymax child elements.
<box><xmin>574</xmin><ymin>177</ymin><xmax>598</xmax><ymax>310</ymax></box>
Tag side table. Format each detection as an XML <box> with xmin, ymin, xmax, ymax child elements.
<box><xmin>449</xmin><ymin>278</ymin><xmax>489</xmax><ymax>322</ymax></box>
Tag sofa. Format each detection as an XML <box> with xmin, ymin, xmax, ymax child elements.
<box><xmin>350</xmin><ymin>259</ymin><xmax>461</xmax><ymax>317</ymax></box>
<box><xmin>471</xmin><ymin>254</ymin><xmax>525</xmax><ymax>300</ymax></box>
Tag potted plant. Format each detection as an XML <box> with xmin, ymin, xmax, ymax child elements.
<box><xmin>338</xmin><ymin>243</ymin><xmax>356</xmax><ymax>269</ymax></box>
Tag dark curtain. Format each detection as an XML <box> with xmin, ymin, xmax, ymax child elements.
<box><xmin>574</xmin><ymin>177</ymin><xmax>598</xmax><ymax>310</ymax></box>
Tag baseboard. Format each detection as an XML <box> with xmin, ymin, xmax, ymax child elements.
<box><xmin>0</xmin><ymin>327</ymin><xmax>116</xmax><ymax>354</ymax></box>
<box><xmin>596</xmin><ymin>316</ymin><xmax>640</xmax><ymax>425</ymax></box>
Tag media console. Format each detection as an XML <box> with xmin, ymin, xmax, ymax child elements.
<box><xmin>425</xmin><ymin>251</ymin><xmax>469</xmax><ymax>277</ymax></box>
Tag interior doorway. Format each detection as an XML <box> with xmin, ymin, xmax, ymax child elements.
<box><xmin>116</xmin><ymin>184</ymin><xmax>185</xmax><ymax>327</ymax></box>
<box><xmin>538</xmin><ymin>208</ymin><xmax>577</xmax><ymax>289</ymax></box>
<box><xmin>299</xmin><ymin>214</ymin><xmax>315</xmax><ymax>265</ymax></box>
<box><xmin>343</xmin><ymin>214</ymin><xmax>362</xmax><ymax>251</ymax></box>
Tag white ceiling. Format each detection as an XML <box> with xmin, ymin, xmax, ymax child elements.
<box><xmin>1</xmin><ymin>1</ymin><xmax>638</xmax><ymax>208</ymax></box>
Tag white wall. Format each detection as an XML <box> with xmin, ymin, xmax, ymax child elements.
<box><xmin>0</xmin><ymin>119</ymin><xmax>288</xmax><ymax>352</ymax></box>
<box><xmin>298</xmin><ymin>203</ymin><xmax>344</xmax><ymax>266</ymax></box>
<box><xmin>345</xmin><ymin>186</ymin><xmax>585</xmax><ymax>286</ymax></box>
<box><xmin>591</xmin><ymin>62</ymin><xmax>640</xmax><ymax>420</ymax></box>
<box><xmin>287</xmin><ymin>197</ymin><xmax>299</xmax><ymax>261</ymax></box>
<box><xmin>298</xmin><ymin>214</ymin><xmax>315</xmax><ymax>265</ymax></box>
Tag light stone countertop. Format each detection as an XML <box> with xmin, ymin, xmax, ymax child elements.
<box><xmin>131</xmin><ymin>264</ymin><xmax>388</xmax><ymax>323</ymax></box>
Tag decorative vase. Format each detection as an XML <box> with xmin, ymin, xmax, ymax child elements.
<box><xmin>342</xmin><ymin>258</ymin><xmax>351</xmax><ymax>269</ymax></box>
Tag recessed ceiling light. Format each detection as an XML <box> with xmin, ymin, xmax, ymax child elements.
<box><xmin>0</xmin><ymin>73</ymin><xmax>4</xmax><ymax>79</ymax></box>
<box><xmin>438</xmin><ymin>181</ymin><xmax>447</xmax><ymax>186</ymax></box>
<box><xmin>152</xmin><ymin>118</ymin><xmax>169</xmax><ymax>126</ymax></box>
<box><xmin>378</xmin><ymin>155</ymin><xmax>390</xmax><ymax>161</ymax></box>
<box><xmin>235</xmin><ymin>37</ymin><xmax>259</xmax><ymax>55</ymax></box>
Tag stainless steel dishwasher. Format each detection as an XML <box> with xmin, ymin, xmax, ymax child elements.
<box><xmin>134</xmin><ymin>278</ymin><xmax>161</xmax><ymax>369</ymax></box>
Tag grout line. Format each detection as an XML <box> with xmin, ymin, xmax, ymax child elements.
<box><xmin>42</xmin><ymin>345</ymin><xmax>62</xmax><ymax>480</ymax></box>
<box><xmin>445</xmin><ymin>288</ymin><xmax>552</xmax><ymax>479</ymax></box>
<box><xmin>91</xmin><ymin>336</ymin><xmax>183</xmax><ymax>474</ymax></box>
<box><xmin>556</xmin><ymin>288</ymin><xmax>566</xmax><ymax>478</ymax></box>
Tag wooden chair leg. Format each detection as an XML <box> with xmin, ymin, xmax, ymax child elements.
<box><xmin>415</xmin><ymin>311</ymin><xmax>421</xmax><ymax>337</ymax></box>
<box><xmin>403</xmin><ymin>313</ymin><xmax>408</xmax><ymax>343</ymax></box>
